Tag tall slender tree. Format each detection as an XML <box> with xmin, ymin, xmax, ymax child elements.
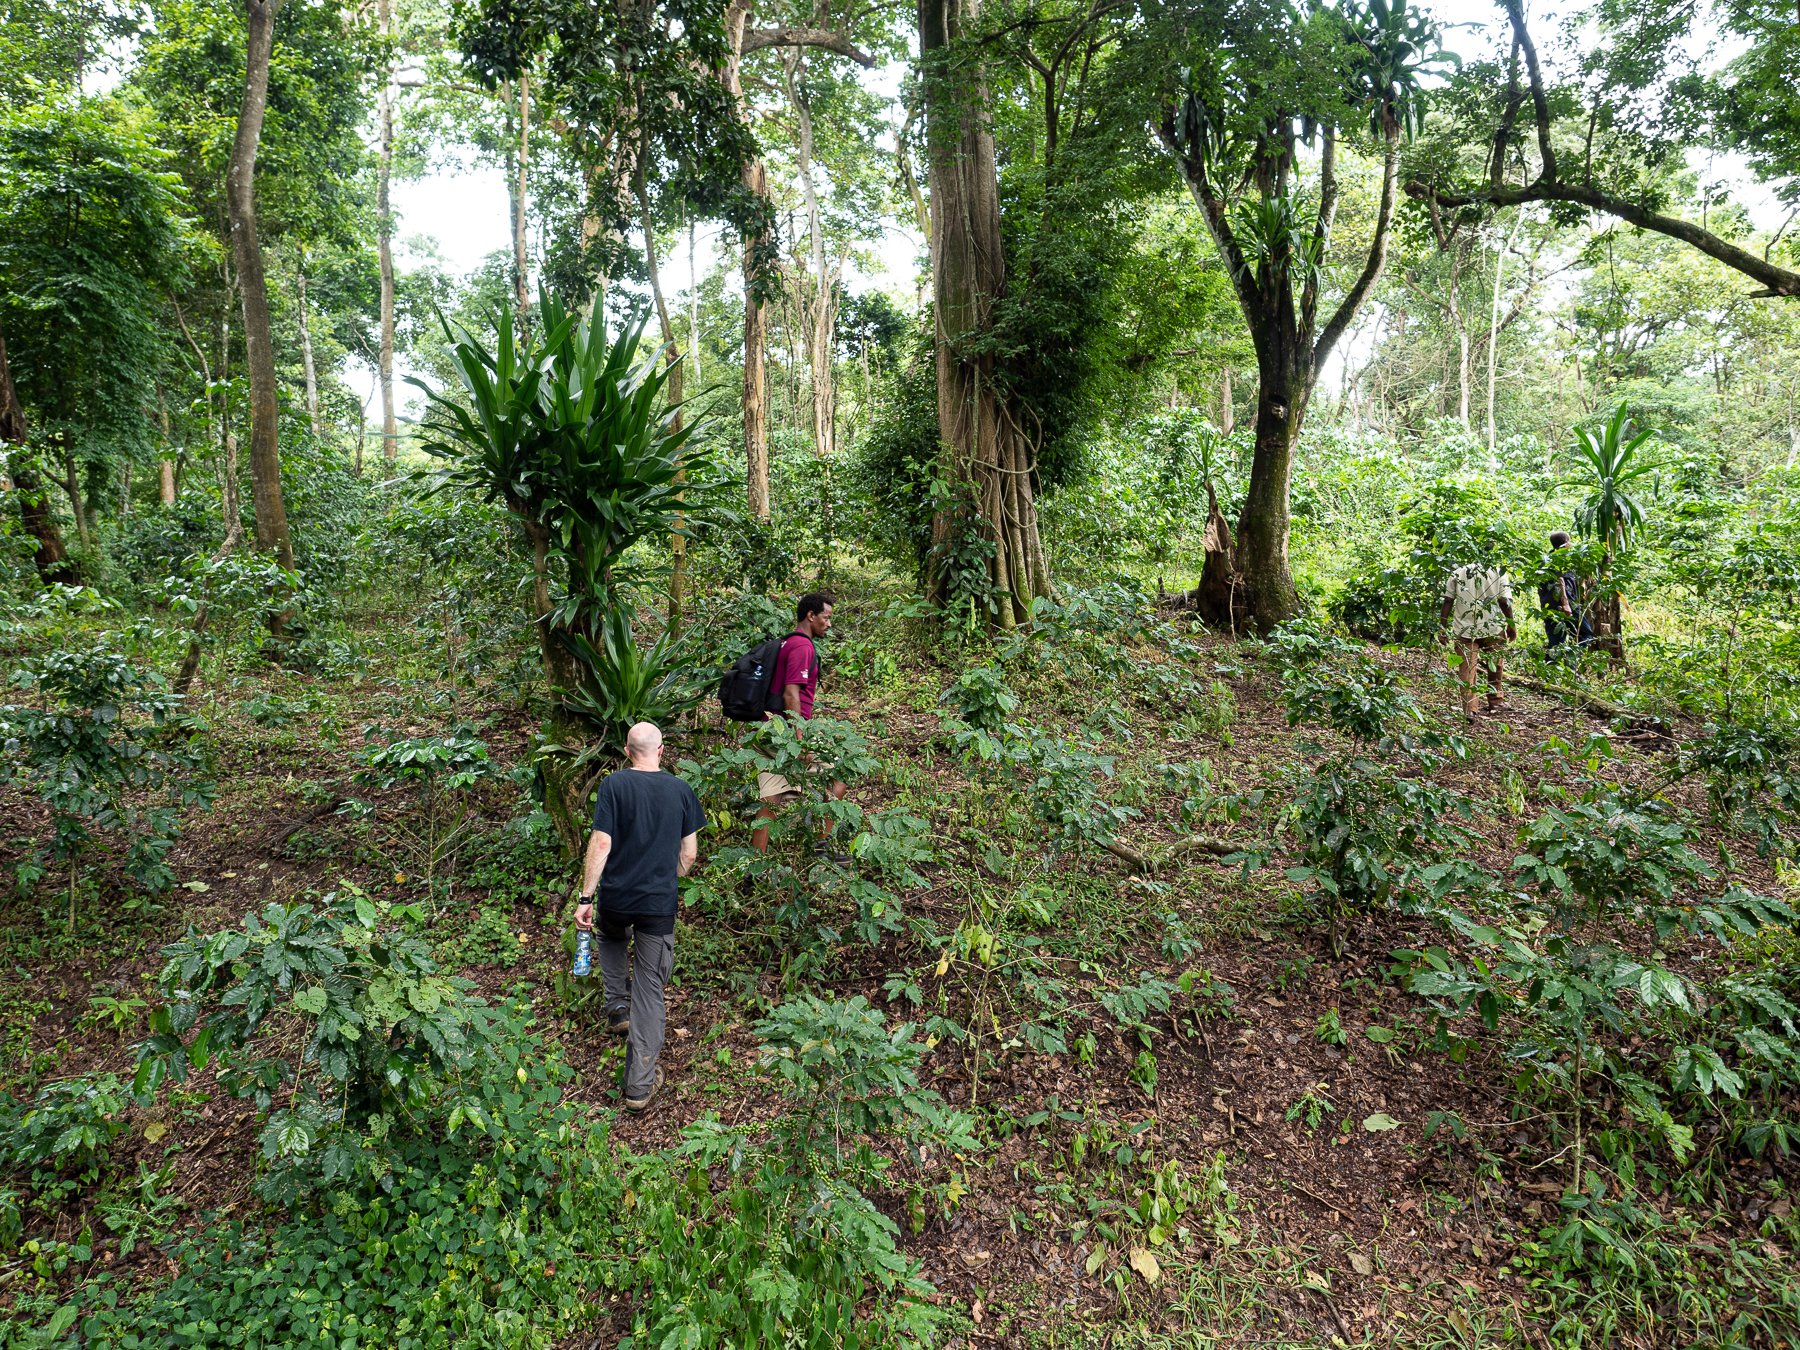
<box><xmin>228</xmin><ymin>0</ymin><xmax>294</xmax><ymax>568</ymax></box>
<box><xmin>1153</xmin><ymin>0</ymin><xmax>1445</xmax><ymax>629</ymax></box>
<box><xmin>376</xmin><ymin>0</ymin><xmax>399</xmax><ymax>469</ymax></box>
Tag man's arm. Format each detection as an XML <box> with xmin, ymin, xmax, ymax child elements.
<box><xmin>574</xmin><ymin>829</ymin><xmax>612</xmax><ymax>928</ymax></box>
<box><xmin>677</xmin><ymin>831</ymin><xmax>698</xmax><ymax>877</ymax></box>
<box><xmin>1499</xmin><ymin>596</ymin><xmax>1517</xmax><ymax>638</ymax></box>
<box><xmin>783</xmin><ymin>684</ymin><xmax>803</xmax><ymax>717</ymax></box>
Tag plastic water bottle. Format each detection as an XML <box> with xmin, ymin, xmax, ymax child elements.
<box><xmin>572</xmin><ymin>926</ymin><xmax>592</xmax><ymax>978</ymax></box>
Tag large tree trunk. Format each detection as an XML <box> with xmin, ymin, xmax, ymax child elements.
<box><xmin>1232</xmin><ymin>361</ymin><xmax>1306</xmax><ymax>628</ymax></box>
<box><xmin>1162</xmin><ymin>103</ymin><xmax>1401</xmax><ymax>634</ymax></box>
<box><xmin>228</xmin><ymin>0</ymin><xmax>294</xmax><ymax>570</ymax></box>
<box><xmin>919</xmin><ymin>0</ymin><xmax>1048</xmax><ymax>628</ymax></box>
<box><xmin>14</xmin><ymin>463</ymin><xmax>74</xmax><ymax>582</ymax></box>
<box><xmin>723</xmin><ymin>0</ymin><xmax>771</xmax><ymax>523</ymax></box>
<box><xmin>297</xmin><ymin>263</ymin><xmax>321</xmax><ymax>437</ymax></box>
<box><xmin>377</xmin><ymin>0</ymin><xmax>398</xmax><ymax>469</ymax></box>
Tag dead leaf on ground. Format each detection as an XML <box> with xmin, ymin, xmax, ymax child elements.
<box><xmin>1128</xmin><ymin>1246</ymin><xmax>1161</xmax><ymax>1285</ymax></box>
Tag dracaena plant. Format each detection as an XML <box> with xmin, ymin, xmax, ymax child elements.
<box><xmin>1570</xmin><ymin>401</ymin><xmax>1661</xmax><ymax>558</ymax></box>
<box><xmin>410</xmin><ymin>294</ymin><xmax>723</xmax><ymax>853</ymax></box>
<box><xmin>413</xmin><ymin>294</ymin><xmax>703</xmax><ymax>635</ymax></box>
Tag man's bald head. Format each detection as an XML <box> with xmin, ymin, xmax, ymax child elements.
<box><xmin>624</xmin><ymin>721</ymin><xmax>663</xmax><ymax>766</ymax></box>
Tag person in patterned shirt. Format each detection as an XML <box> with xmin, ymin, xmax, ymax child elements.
<box><xmin>1438</xmin><ymin>560</ymin><xmax>1517</xmax><ymax>718</ymax></box>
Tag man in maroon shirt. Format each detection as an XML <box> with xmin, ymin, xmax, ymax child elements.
<box><xmin>752</xmin><ymin>592</ymin><xmax>846</xmax><ymax>853</ymax></box>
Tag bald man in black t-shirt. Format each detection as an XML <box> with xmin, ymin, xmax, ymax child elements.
<box><xmin>574</xmin><ymin>721</ymin><xmax>703</xmax><ymax>1112</ymax></box>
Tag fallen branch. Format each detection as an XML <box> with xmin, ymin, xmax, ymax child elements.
<box><xmin>1507</xmin><ymin>675</ymin><xmax>1668</xmax><ymax>730</ymax></box>
<box><xmin>1102</xmin><ymin>833</ymin><xmax>1240</xmax><ymax>874</ymax></box>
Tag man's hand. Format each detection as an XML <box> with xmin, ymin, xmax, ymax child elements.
<box><xmin>574</xmin><ymin>900</ymin><xmax>595</xmax><ymax>930</ymax></box>
<box><xmin>1506</xmin><ymin>624</ymin><xmax>1517</xmax><ymax>641</ymax></box>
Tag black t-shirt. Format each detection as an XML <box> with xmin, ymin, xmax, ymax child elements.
<box><xmin>590</xmin><ymin>768</ymin><xmax>704</xmax><ymax>935</ymax></box>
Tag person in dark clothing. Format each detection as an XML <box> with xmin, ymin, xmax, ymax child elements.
<box><xmin>574</xmin><ymin>721</ymin><xmax>703</xmax><ymax>1112</ymax></box>
<box><xmin>1538</xmin><ymin>531</ymin><xmax>1594</xmax><ymax>655</ymax></box>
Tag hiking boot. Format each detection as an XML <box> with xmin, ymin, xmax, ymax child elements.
<box><xmin>623</xmin><ymin>1066</ymin><xmax>665</xmax><ymax>1113</ymax></box>
<box><xmin>604</xmin><ymin>1002</ymin><xmax>630</xmax><ymax>1036</ymax></box>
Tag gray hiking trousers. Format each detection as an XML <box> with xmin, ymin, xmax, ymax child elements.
<box><xmin>597</xmin><ymin>918</ymin><xmax>673</xmax><ymax>1099</ymax></box>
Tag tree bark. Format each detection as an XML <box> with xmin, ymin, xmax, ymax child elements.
<box><xmin>156</xmin><ymin>386</ymin><xmax>178</xmax><ymax>503</ymax></box>
<box><xmin>297</xmin><ymin>263</ymin><xmax>321</xmax><ymax>437</ymax></box>
<box><xmin>919</xmin><ymin>0</ymin><xmax>1049</xmax><ymax>628</ymax></box>
<box><xmin>229</xmin><ymin>0</ymin><xmax>294</xmax><ymax>570</ymax></box>
<box><xmin>1234</xmin><ymin>372</ymin><xmax>1306</xmax><ymax>625</ymax></box>
<box><xmin>723</xmin><ymin>0</ymin><xmax>772</xmax><ymax>523</ymax></box>
<box><xmin>781</xmin><ymin>47</ymin><xmax>839</xmax><ymax>465</ymax></box>
<box><xmin>377</xmin><ymin>0</ymin><xmax>398</xmax><ymax>468</ymax></box>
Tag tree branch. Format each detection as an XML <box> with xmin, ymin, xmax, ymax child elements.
<box><xmin>742</xmin><ymin>27</ymin><xmax>876</xmax><ymax>66</ymax></box>
<box><xmin>1157</xmin><ymin>108</ymin><xmax>1257</xmax><ymax>321</ymax></box>
<box><xmin>1302</xmin><ymin>125</ymin><xmax>1338</xmax><ymax>333</ymax></box>
<box><xmin>1500</xmin><ymin>0</ymin><xmax>1556</xmax><ymax>182</ymax></box>
<box><xmin>1408</xmin><ymin>0</ymin><xmax>1800</xmax><ymax>298</ymax></box>
<box><xmin>1407</xmin><ymin>178</ymin><xmax>1800</xmax><ymax>298</ymax></box>
<box><xmin>1314</xmin><ymin>123</ymin><xmax>1401</xmax><ymax>374</ymax></box>
<box><xmin>1101</xmin><ymin>833</ymin><xmax>1240</xmax><ymax>874</ymax></box>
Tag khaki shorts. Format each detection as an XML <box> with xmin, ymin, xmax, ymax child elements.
<box><xmin>758</xmin><ymin>771</ymin><xmax>799</xmax><ymax>801</ymax></box>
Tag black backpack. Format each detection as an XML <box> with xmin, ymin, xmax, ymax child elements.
<box><xmin>718</xmin><ymin>634</ymin><xmax>791</xmax><ymax>722</ymax></box>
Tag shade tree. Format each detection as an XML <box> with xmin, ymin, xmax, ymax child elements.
<box><xmin>1403</xmin><ymin>0</ymin><xmax>1800</xmax><ymax>300</ymax></box>
<box><xmin>0</xmin><ymin>95</ymin><xmax>193</xmax><ymax>565</ymax></box>
<box><xmin>1148</xmin><ymin>0</ymin><xmax>1452</xmax><ymax>629</ymax></box>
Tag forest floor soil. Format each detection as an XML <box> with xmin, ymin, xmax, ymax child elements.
<box><xmin>2</xmin><ymin>612</ymin><xmax>1794</xmax><ymax>1347</ymax></box>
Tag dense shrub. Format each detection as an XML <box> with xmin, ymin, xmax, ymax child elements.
<box><xmin>0</xmin><ymin>645</ymin><xmax>212</xmax><ymax>915</ymax></box>
<box><xmin>134</xmin><ymin>883</ymin><xmax>501</xmax><ymax>1198</ymax></box>
<box><xmin>94</xmin><ymin>1021</ymin><xmax>624</xmax><ymax>1350</ymax></box>
<box><xmin>847</xmin><ymin>335</ymin><xmax>939</xmax><ymax>580</ymax></box>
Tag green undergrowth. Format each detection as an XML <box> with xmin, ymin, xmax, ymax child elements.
<box><xmin>1</xmin><ymin>897</ymin><xmax>971</xmax><ymax>1348</ymax></box>
<box><xmin>5</xmin><ymin>545</ymin><xmax>1800</xmax><ymax>1348</ymax></box>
